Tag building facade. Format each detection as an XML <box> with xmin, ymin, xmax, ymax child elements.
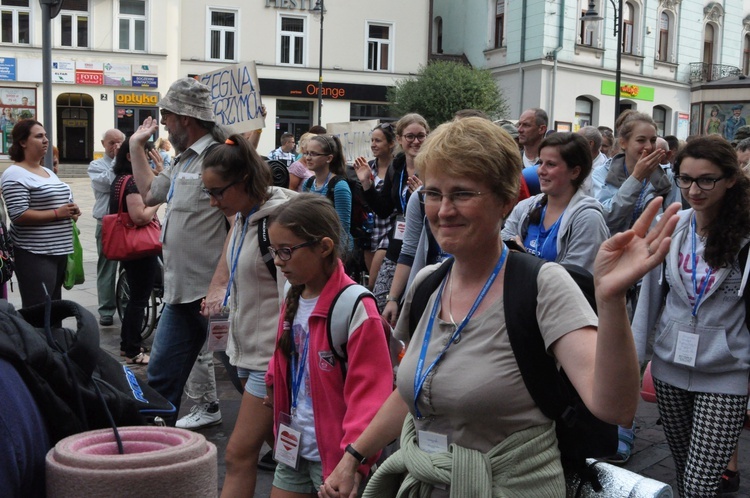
<box><xmin>0</xmin><ymin>0</ymin><xmax>428</xmax><ymax>163</ymax></box>
<box><xmin>431</xmin><ymin>0</ymin><xmax>750</xmax><ymax>139</ymax></box>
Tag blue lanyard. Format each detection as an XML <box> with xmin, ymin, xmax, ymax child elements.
<box><xmin>690</xmin><ymin>215</ymin><xmax>713</xmax><ymax>317</ymax></box>
<box><xmin>624</xmin><ymin>163</ymin><xmax>649</xmax><ymax>225</ymax></box>
<box><xmin>222</xmin><ymin>208</ymin><xmax>257</xmax><ymax>307</ymax></box>
<box><xmin>534</xmin><ymin>204</ymin><xmax>564</xmax><ymax>259</ymax></box>
<box><xmin>166</xmin><ymin>155</ymin><xmax>196</xmax><ymax>204</ymax></box>
<box><xmin>290</xmin><ymin>328</ymin><xmax>310</xmax><ymax>416</ymax></box>
<box><xmin>413</xmin><ymin>245</ymin><xmax>508</xmax><ymax>419</ymax></box>
<box><xmin>399</xmin><ymin>169</ymin><xmax>408</xmax><ymax>213</ymax></box>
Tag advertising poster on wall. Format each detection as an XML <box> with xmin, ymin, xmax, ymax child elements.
<box><xmin>0</xmin><ymin>87</ymin><xmax>37</xmax><ymax>154</ymax></box>
<box><xmin>702</xmin><ymin>102</ymin><xmax>749</xmax><ymax>141</ymax></box>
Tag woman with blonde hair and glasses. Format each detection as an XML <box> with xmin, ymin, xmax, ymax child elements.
<box><xmin>321</xmin><ymin>116</ymin><xmax>679</xmax><ymax>497</ymax></box>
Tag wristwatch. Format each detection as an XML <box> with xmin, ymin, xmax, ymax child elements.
<box><xmin>345</xmin><ymin>444</ymin><xmax>367</xmax><ymax>465</ymax></box>
<box><xmin>386</xmin><ymin>294</ymin><xmax>399</xmax><ymax>303</ymax></box>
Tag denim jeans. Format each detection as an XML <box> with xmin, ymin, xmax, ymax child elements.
<box><xmin>120</xmin><ymin>256</ymin><xmax>158</xmax><ymax>358</ymax></box>
<box><xmin>147</xmin><ymin>299</ymin><xmax>207</xmax><ymax>414</ymax></box>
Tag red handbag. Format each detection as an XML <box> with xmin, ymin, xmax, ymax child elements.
<box><xmin>101</xmin><ymin>175</ymin><xmax>162</xmax><ymax>261</ymax></box>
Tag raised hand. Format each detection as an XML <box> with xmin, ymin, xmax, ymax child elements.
<box><xmin>130</xmin><ymin>116</ymin><xmax>159</xmax><ymax>148</ymax></box>
<box><xmin>594</xmin><ymin>199</ymin><xmax>680</xmax><ymax>301</ymax></box>
<box><xmin>352</xmin><ymin>156</ymin><xmax>373</xmax><ymax>190</ymax></box>
<box><xmin>632</xmin><ymin>148</ymin><xmax>666</xmax><ymax>182</ymax></box>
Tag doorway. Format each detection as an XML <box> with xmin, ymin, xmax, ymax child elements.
<box><xmin>57</xmin><ymin>93</ymin><xmax>94</xmax><ymax>163</ymax></box>
<box><xmin>275</xmin><ymin>100</ymin><xmax>313</xmax><ymax>152</ymax></box>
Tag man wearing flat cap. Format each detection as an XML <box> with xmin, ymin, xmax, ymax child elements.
<box><xmin>127</xmin><ymin>78</ymin><xmax>229</xmax><ymax>419</ymax></box>
<box><xmin>724</xmin><ymin>104</ymin><xmax>747</xmax><ymax>142</ymax></box>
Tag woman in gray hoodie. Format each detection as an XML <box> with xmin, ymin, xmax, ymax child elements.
<box><xmin>632</xmin><ymin>135</ymin><xmax>750</xmax><ymax>497</ymax></box>
<box><xmin>502</xmin><ymin>132</ymin><xmax>609</xmax><ymax>274</ymax></box>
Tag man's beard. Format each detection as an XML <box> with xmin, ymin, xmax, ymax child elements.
<box><xmin>169</xmin><ymin>127</ymin><xmax>189</xmax><ymax>154</ymax></box>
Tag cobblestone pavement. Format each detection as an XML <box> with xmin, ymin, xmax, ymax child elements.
<box><xmin>8</xmin><ymin>175</ymin><xmax>750</xmax><ymax>497</ymax></box>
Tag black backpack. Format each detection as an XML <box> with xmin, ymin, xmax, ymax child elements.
<box><xmin>408</xmin><ymin>250</ymin><xmax>617</xmax><ymax>480</ymax></box>
<box><xmin>0</xmin><ymin>299</ymin><xmax>176</xmax><ymax>445</ymax></box>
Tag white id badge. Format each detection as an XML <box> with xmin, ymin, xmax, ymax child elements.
<box><xmin>207</xmin><ymin>313</ymin><xmax>230</xmax><ymax>352</ymax></box>
<box><xmin>418</xmin><ymin>430</ymin><xmax>448</xmax><ymax>454</ymax></box>
<box><xmin>675</xmin><ymin>331</ymin><xmax>699</xmax><ymax>367</ymax></box>
<box><xmin>274</xmin><ymin>413</ymin><xmax>302</xmax><ymax>470</ymax></box>
<box><xmin>394</xmin><ymin>216</ymin><xmax>406</xmax><ymax>241</ymax></box>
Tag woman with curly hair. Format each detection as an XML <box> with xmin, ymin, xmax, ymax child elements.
<box><xmin>632</xmin><ymin>135</ymin><xmax>750</xmax><ymax>496</ymax></box>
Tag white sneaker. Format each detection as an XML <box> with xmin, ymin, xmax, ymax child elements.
<box><xmin>175</xmin><ymin>401</ymin><xmax>222</xmax><ymax>430</ymax></box>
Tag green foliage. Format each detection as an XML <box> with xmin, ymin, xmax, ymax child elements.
<box><xmin>387</xmin><ymin>61</ymin><xmax>508</xmax><ymax>129</ymax></box>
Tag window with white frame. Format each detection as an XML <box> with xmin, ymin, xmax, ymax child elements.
<box><xmin>366</xmin><ymin>22</ymin><xmax>392</xmax><ymax>71</ymax></box>
<box><xmin>578</xmin><ymin>0</ymin><xmax>602</xmax><ymax>48</ymax></box>
<box><xmin>59</xmin><ymin>0</ymin><xmax>89</xmax><ymax>48</ymax></box>
<box><xmin>657</xmin><ymin>12</ymin><xmax>670</xmax><ymax>62</ymax></box>
<box><xmin>118</xmin><ymin>0</ymin><xmax>146</xmax><ymax>52</ymax></box>
<box><xmin>208</xmin><ymin>8</ymin><xmax>237</xmax><ymax>61</ymax></box>
<box><xmin>622</xmin><ymin>2</ymin><xmax>634</xmax><ymax>55</ymax></box>
<box><xmin>743</xmin><ymin>33</ymin><xmax>750</xmax><ymax>76</ymax></box>
<box><xmin>494</xmin><ymin>0</ymin><xmax>504</xmax><ymax>48</ymax></box>
<box><xmin>278</xmin><ymin>16</ymin><xmax>305</xmax><ymax>66</ymax></box>
<box><xmin>1</xmin><ymin>0</ymin><xmax>30</xmax><ymax>45</ymax></box>
<box><xmin>703</xmin><ymin>23</ymin><xmax>715</xmax><ymax>67</ymax></box>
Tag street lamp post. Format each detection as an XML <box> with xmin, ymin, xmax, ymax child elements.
<box><xmin>581</xmin><ymin>0</ymin><xmax>624</xmax><ymax>123</ymax></box>
<box><xmin>312</xmin><ymin>0</ymin><xmax>325</xmax><ymax>127</ymax></box>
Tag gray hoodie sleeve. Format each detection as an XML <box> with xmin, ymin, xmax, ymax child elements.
<box><xmin>631</xmin><ymin>263</ymin><xmax>663</xmax><ymax>364</ymax></box>
<box><xmin>396</xmin><ymin>189</ymin><xmax>425</xmax><ymax>266</ymax></box>
<box><xmin>558</xmin><ymin>207</ymin><xmax>609</xmax><ymax>274</ymax></box>
<box><xmin>501</xmin><ymin>196</ymin><xmax>535</xmax><ymax>241</ymax></box>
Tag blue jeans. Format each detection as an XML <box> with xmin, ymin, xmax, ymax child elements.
<box><xmin>147</xmin><ymin>299</ymin><xmax>207</xmax><ymax>415</ymax></box>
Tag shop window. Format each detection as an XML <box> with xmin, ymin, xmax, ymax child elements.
<box><xmin>1</xmin><ymin>0</ymin><xmax>30</xmax><ymax>45</ymax></box>
<box><xmin>575</xmin><ymin>97</ymin><xmax>593</xmax><ymax>130</ymax></box>
<box><xmin>207</xmin><ymin>8</ymin><xmax>237</xmax><ymax>62</ymax></box>
<box><xmin>653</xmin><ymin>106</ymin><xmax>667</xmax><ymax>136</ymax></box>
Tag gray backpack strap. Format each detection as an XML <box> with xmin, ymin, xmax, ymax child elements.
<box><xmin>327</xmin><ymin>284</ymin><xmax>372</xmax><ymax>363</ymax></box>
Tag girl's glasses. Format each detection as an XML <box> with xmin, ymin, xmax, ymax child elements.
<box><xmin>201</xmin><ymin>180</ymin><xmax>242</xmax><ymax>200</ymax></box>
<box><xmin>673</xmin><ymin>175</ymin><xmax>726</xmax><ymax>191</ymax></box>
<box><xmin>269</xmin><ymin>240</ymin><xmax>320</xmax><ymax>261</ymax></box>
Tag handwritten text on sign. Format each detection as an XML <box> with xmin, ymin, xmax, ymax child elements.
<box><xmin>327</xmin><ymin>120</ymin><xmax>379</xmax><ymax>165</ymax></box>
<box><xmin>199</xmin><ymin>62</ymin><xmax>265</xmax><ymax>134</ymax></box>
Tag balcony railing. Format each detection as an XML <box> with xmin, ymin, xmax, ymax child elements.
<box><xmin>689</xmin><ymin>62</ymin><xmax>742</xmax><ymax>83</ymax></box>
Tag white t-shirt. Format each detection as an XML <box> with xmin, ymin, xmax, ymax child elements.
<box><xmin>291</xmin><ymin>295</ymin><xmax>321</xmax><ymax>461</ymax></box>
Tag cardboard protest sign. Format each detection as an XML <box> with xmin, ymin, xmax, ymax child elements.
<box><xmin>199</xmin><ymin>62</ymin><xmax>265</xmax><ymax>134</ymax></box>
<box><xmin>327</xmin><ymin>120</ymin><xmax>378</xmax><ymax>164</ymax></box>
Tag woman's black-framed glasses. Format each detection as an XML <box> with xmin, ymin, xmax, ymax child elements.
<box><xmin>674</xmin><ymin>175</ymin><xmax>727</xmax><ymax>191</ymax></box>
<box><xmin>201</xmin><ymin>180</ymin><xmax>242</xmax><ymax>200</ymax></box>
<box><xmin>269</xmin><ymin>240</ymin><xmax>320</xmax><ymax>261</ymax></box>
<box><xmin>303</xmin><ymin>151</ymin><xmax>328</xmax><ymax>158</ymax></box>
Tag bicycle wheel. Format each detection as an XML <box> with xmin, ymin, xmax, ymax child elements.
<box><xmin>115</xmin><ymin>266</ymin><xmax>158</xmax><ymax>341</ymax></box>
